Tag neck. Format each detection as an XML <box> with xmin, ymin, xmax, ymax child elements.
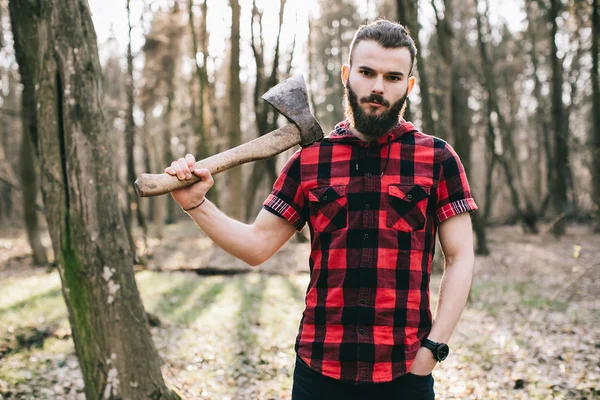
<box><xmin>349</xmin><ymin>127</ymin><xmax>378</xmax><ymax>143</ymax></box>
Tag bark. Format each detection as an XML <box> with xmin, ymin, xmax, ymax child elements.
<box><xmin>396</xmin><ymin>0</ymin><xmax>434</xmax><ymax>134</ymax></box>
<box><xmin>9</xmin><ymin>1</ymin><xmax>179</xmax><ymax>398</ymax></box>
<box><xmin>227</xmin><ymin>0</ymin><xmax>243</xmax><ymax>220</ymax></box>
<box><xmin>592</xmin><ymin>0</ymin><xmax>600</xmax><ymax>230</ymax></box>
<box><xmin>549</xmin><ymin>0</ymin><xmax>568</xmax><ymax>236</ymax></box>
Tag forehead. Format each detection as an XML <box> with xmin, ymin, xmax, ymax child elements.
<box><xmin>351</xmin><ymin>40</ymin><xmax>412</xmax><ymax>75</ymax></box>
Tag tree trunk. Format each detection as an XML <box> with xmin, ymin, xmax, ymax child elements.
<box><xmin>452</xmin><ymin>69</ymin><xmax>489</xmax><ymax>255</ymax></box>
<box><xmin>9</xmin><ymin>1</ymin><xmax>179</xmax><ymax>398</ymax></box>
<box><xmin>431</xmin><ymin>0</ymin><xmax>453</xmax><ymax>141</ymax></box>
<box><xmin>592</xmin><ymin>0</ymin><xmax>600</xmax><ymax>230</ymax></box>
<box><xmin>397</xmin><ymin>0</ymin><xmax>434</xmax><ymax>134</ymax></box>
<box><xmin>163</xmin><ymin>3</ymin><xmax>184</xmax><ymax>225</ymax></box>
<box><xmin>525</xmin><ymin>0</ymin><xmax>553</xmax><ymax>210</ymax></box>
<box><xmin>125</xmin><ymin>0</ymin><xmax>148</xmax><ymax>253</ymax></box>
<box><xmin>227</xmin><ymin>0</ymin><xmax>243</xmax><ymax>220</ymax></box>
<box><xmin>188</xmin><ymin>0</ymin><xmax>208</xmax><ymax>160</ymax></box>
<box><xmin>21</xmin><ymin>124</ymin><xmax>49</xmax><ymax>265</ymax></box>
<box><xmin>9</xmin><ymin>0</ymin><xmax>48</xmax><ymax>264</ymax></box>
<box><xmin>549</xmin><ymin>0</ymin><xmax>568</xmax><ymax>236</ymax></box>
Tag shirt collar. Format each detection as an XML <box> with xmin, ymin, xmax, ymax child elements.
<box><xmin>327</xmin><ymin>119</ymin><xmax>417</xmax><ymax>146</ymax></box>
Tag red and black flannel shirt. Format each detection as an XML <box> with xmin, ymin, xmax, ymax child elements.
<box><xmin>263</xmin><ymin>119</ymin><xmax>478</xmax><ymax>384</ymax></box>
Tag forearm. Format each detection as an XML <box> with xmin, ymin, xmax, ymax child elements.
<box><xmin>184</xmin><ymin>198</ymin><xmax>263</xmax><ymax>265</ymax></box>
<box><xmin>427</xmin><ymin>256</ymin><xmax>474</xmax><ymax>343</ymax></box>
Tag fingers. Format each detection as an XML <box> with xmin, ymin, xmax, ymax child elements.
<box><xmin>185</xmin><ymin>154</ymin><xmax>196</xmax><ymax>170</ymax></box>
<box><xmin>164</xmin><ymin>154</ymin><xmax>198</xmax><ymax>180</ymax></box>
<box><xmin>178</xmin><ymin>158</ymin><xmax>191</xmax><ymax>179</ymax></box>
<box><xmin>170</xmin><ymin>160</ymin><xmax>185</xmax><ymax>180</ymax></box>
<box><xmin>192</xmin><ymin>168</ymin><xmax>214</xmax><ymax>185</ymax></box>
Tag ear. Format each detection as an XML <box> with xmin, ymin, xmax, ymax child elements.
<box><xmin>341</xmin><ymin>64</ymin><xmax>350</xmax><ymax>87</ymax></box>
<box><xmin>407</xmin><ymin>76</ymin><xmax>416</xmax><ymax>96</ymax></box>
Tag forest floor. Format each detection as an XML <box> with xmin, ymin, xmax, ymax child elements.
<box><xmin>0</xmin><ymin>222</ymin><xmax>598</xmax><ymax>400</ymax></box>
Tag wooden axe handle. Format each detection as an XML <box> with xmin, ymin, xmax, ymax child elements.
<box><xmin>134</xmin><ymin>124</ymin><xmax>301</xmax><ymax>197</ymax></box>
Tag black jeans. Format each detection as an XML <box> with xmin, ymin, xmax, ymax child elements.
<box><xmin>292</xmin><ymin>355</ymin><xmax>435</xmax><ymax>400</ymax></box>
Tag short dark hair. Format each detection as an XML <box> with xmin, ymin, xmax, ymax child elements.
<box><xmin>348</xmin><ymin>20</ymin><xmax>417</xmax><ymax>75</ymax></box>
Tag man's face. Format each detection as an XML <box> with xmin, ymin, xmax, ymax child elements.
<box><xmin>342</xmin><ymin>40</ymin><xmax>415</xmax><ymax>139</ymax></box>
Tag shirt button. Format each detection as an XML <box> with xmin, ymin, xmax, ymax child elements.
<box><xmin>407</xmin><ymin>194</ymin><xmax>412</xmax><ymax>199</ymax></box>
<box><xmin>323</xmin><ymin>195</ymin><xmax>328</xmax><ymax>201</ymax></box>
<box><xmin>360</xmin><ymin>299</ymin><xmax>366</xmax><ymax>304</ymax></box>
<box><xmin>365</xmin><ymin>204</ymin><xmax>370</xmax><ymax>210</ymax></box>
<box><xmin>359</xmin><ymin>329</ymin><xmax>365</xmax><ymax>335</ymax></box>
<box><xmin>367</xmin><ymin>173</ymin><xmax>372</xmax><ymax>178</ymax></box>
<box><xmin>364</xmin><ymin>234</ymin><xmax>369</xmax><ymax>240</ymax></box>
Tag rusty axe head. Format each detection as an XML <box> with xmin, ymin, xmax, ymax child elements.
<box><xmin>262</xmin><ymin>75</ymin><xmax>323</xmax><ymax>147</ymax></box>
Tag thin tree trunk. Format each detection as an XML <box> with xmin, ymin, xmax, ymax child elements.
<box><xmin>7</xmin><ymin>0</ymin><xmax>48</xmax><ymax>264</ymax></box>
<box><xmin>164</xmin><ymin>83</ymin><xmax>177</xmax><ymax>225</ymax></box>
<box><xmin>227</xmin><ymin>0</ymin><xmax>243</xmax><ymax>220</ymax></box>
<box><xmin>9</xmin><ymin>1</ymin><xmax>179</xmax><ymax>398</ymax></box>
<box><xmin>526</xmin><ymin>0</ymin><xmax>553</xmax><ymax>209</ymax></box>
<box><xmin>431</xmin><ymin>0</ymin><xmax>453</xmax><ymax>141</ymax></box>
<box><xmin>397</xmin><ymin>0</ymin><xmax>434</xmax><ymax>134</ymax></box>
<box><xmin>549</xmin><ymin>0</ymin><xmax>568</xmax><ymax>236</ymax></box>
<box><xmin>21</xmin><ymin>123</ymin><xmax>49</xmax><ymax>265</ymax></box>
<box><xmin>125</xmin><ymin>0</ymin><xmax>148</xmax><ymax>254</ymax></box>
<box><xmin>188</xmin><ymin>0</ymin><xmax>208</xmax><ymax>160</ymax></box>
<box><xmin>163</xmin><ymin>3</ymin><xmax>183</xmax><ymax>225</ymax></box>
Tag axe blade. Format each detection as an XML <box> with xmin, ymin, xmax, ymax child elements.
<box><xmin>262</xmin><ymin>74</ymin><xmax>323</xmax><ymax>147</ymax></box>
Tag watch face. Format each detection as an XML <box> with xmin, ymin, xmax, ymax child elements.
<box><xmin>437</xmin><ymin>344</ymin><xmax>450</xmax><ymax>361</ymax></box>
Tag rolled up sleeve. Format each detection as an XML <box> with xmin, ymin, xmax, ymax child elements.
<box><xmin>435</xmin><ymin>143</ymin><xmax>478</xmax><ymax>224</ymax></box>
<box><xmin>263</xmin><ymin>150</ymin><xmax>308</xmax><ymax>231</ymax></box>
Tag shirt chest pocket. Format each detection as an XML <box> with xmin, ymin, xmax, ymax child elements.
<box><xmin>308</xmin><ymin>185</ymin><xmax>348</xmax><ymax>233</ymax></box>
<box><xmin>386</xmin><ymin>184</ymin><xmax>431</xmax><ymax>232</ymax></box>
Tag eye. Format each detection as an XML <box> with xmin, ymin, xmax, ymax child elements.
<box><xmin>360</xmin><ymin>70</ymin><xmax>373</xmax><ymax>77</ymax></box>
<box><xmin>387</xmin><ymin>76</ymin><xmax>401</xmax><ymax>82</ymax></box>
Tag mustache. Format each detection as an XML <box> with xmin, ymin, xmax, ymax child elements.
<box><xmin>360</xmin><ymin>94</ymin><xmax>390</xmax><ymax>107</ymax></box>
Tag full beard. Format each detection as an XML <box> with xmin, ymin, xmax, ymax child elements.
<box><xmin>344</xmin><ymin>80</ymin><xmax>408</xmax><ymax>139</ymax></box>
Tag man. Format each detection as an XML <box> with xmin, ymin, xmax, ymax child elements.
<box><xmin>166</xmin><ymin>19</ymin><xmax>477</xmax><ymax>400</ymax></box>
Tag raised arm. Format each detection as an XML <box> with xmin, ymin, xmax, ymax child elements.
<box><xmin>166</xmin><ymin>154</ymin><xmax>297</xmax><ymax>266</ymax></box>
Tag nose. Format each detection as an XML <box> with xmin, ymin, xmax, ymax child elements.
<box><xmin>371</xmin><ymin>75</ymin><xmax>384</xmax><ymax>95</ymax></box>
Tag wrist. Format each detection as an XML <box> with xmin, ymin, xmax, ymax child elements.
<box><xmin>421</xmin><ymin>338</ymin><xmax>450</xmax><ymax>362</ymax></box>
<box><xmin>183</xmin><ymin>197</ymin><xmax>206</xmax><ymax>212</ymax></box>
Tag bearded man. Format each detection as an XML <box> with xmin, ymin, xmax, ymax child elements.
<box><xmin>165</xmin><ymin>19</ymin><xmax>478</xmax><ymax>400</ymax></box>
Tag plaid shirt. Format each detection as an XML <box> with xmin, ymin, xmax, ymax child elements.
<box><xmin>264</xmin><ymin>119</ymin><xmax>478</xmax><ymax>384</ymax></box>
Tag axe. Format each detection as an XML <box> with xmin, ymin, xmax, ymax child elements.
<box><xmin>134</xmin><ymin>75</ymin><xmax>323</xmax><ymax>197</ymax></box>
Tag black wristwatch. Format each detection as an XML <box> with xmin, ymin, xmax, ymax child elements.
<box><xmin>422</xmin><ymin>338</ymin><xmax>450</xmax><ymax>362</ymax></box>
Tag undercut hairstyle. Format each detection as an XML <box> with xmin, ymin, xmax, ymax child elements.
<box><xmin>348</xmin><ymin>20</ymin><xmax>417</xmax><ymax>75</ymax></box>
